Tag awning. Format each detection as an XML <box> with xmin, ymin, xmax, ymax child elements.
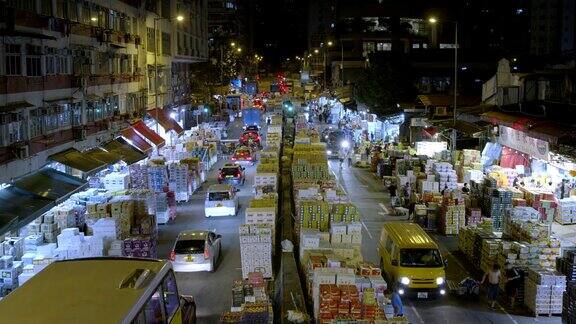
<box><xmin>84</xmin><ymin>147</ymin><xmax>121</xmax><ymax>165</ymax></box>
<box><xmin>0</xmin><ymin>101</ymin><xmax>34</xmax><ymax>113</ymax></box>
<box><xmin>85</xmin><ymin>94</ymin><xmax>102</xmax><ymax>101</ymax></box>
<box><xmin>48</xmin><ymin>148</ymin><xmax>108</xmax><ymax>174</ymax></box>
<box><xmin>431</xmin><ymin>120</ymin><xmax>486</xmax><ymax>137</ymax></box>
<box><xmin>11</xmin><ymin>167</ymin><xmax>86</xmax><ymax>201</ymax></box>
<box><xmin>102</xmin><ymin>137</ymin><xmax>147</xmax><ymax>165</ymax></box>
<box><xmin>132</xmin><ymin>120</ymin><xmax>165</xmax><ymax>148</ymax></box>
<box><xmin>149</xmin><ymin>108</ymin><xmax>184</xmax><ymax>135</ymax></box>
<box><xmin>121</xmin><ymin>127</ymin><xmax>153</xmax><ymax>153</ymax></box>
<box><xmin>0</xmin><ymin>186</ymin><xmax>55</xmax><ymax>237</ymax></box>
<box><xmin>43</xmin><ymin>97</ymin><xmax>78</xmax><ymax>105</ymax></box>
<box><xmin>417</xmin><ymin>95</ymin><xmax>481</xmax><ymax>107</ymax></box>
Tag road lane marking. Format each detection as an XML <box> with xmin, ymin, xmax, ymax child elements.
<box><xmin>361</xmin><ymin>221</ymin><xmax>373</xmax><ymax>239</ymax></box>
<box><xmin>378</xmin><ymin>203</ymin><xmax>390</xmax><ymax>214</ymax></box>
<box><xmin>497</xmin><ymin>303</ymin><xmax>518</xmax><ymax>324</ymax></box>
<box><xmin>407</xmin><ymin>299</ymin><xmax>424</xmax><ymax>324</ymax></box>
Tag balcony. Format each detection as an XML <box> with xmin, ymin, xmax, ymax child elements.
<box><xmin>0</xmin><ymin>75</ymin><xmax>73</xmax><ymax>95</ymax></box>
<box><xmin>71</xmin><ymin>74</ymin><xmax>142</xmax><ymax>88</ymax></box>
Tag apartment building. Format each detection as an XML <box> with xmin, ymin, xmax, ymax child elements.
<box><xmin>0</xmin><ymin>0</ymin><xmax>207</xmax><ymax>183</ymax></box>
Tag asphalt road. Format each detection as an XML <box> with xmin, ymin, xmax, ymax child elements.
<box><xmin>157</xmin><ymin>117</ymin><xmax>259</xmax><ymax>323</ymax></box>
<box><xmin>329</xmin><ymin>157</ymin><xmax>561</xmax><ymax>324</ymax></box>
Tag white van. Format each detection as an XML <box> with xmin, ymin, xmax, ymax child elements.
<box><xmin>205</xmin><ymin>184</ymin><xmax>238</xmax><ymax>217</ymax></box>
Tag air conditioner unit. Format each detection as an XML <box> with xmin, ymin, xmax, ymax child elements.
<box><xmin>17</xmin><ymin>145</ymin><xmax>29</xmax><ymax>159</ymax></box>
<box><xmin>73</xmin><ymin>127</ymin><xmax>86</xmax><ymax>141</ymax></box>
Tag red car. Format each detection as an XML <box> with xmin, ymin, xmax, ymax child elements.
<box><xmin>239</xmin><ymin>131</ymin><xmax>262</xmax><ymax>149</ymax></box>
<box><xmin>231</xmin><ymin>146</ymin><xmax>256</xmax><ymax>165</ymax></box>
<box><xmin>217</xmin><ymin>163</ymin><xmax>246</xmax><ymax>186</ymax></box>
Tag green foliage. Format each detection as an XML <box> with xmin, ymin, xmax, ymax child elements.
<box><xmin>353</xmin><ymin>55</ymin><xmax>416</xmax><ymax>116</ymax></box>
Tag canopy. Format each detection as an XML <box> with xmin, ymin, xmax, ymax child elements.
<box><xmin>0</xmin><ymin>186</ymin><xmax>55</xmax><ymax>237</ymax></box>
<box><xmin>48</xmin><ymin>148</ymin><xmax>107</xmax><ymax>174</ymax></box>
<box><xmin>11</xmin><ymin>167</ymin><xmax>86</xmax><ymax>201</ymax></box>
<box><xmin>132</xmin><ymin>120</ymin><xmax>165</xmax><ymax>148</ymax></box>
<box><xmin>121</xmin><ymin>127</ymin><xmax>153</xmax><ymax>153</ymax></box>
<box><xmin>149</xmin><ymin>108</ymin><xmax>184</xmax><ymax>135</ymax></box>
<box><xmin>83</xmin><ymin>147</ymin><xmax>121</xmax><ymax>165</ymax></box>
<box><xmin>102</xmin><ymin>137</ymin><xmax>147</xmax><ymax>165</ymax></box>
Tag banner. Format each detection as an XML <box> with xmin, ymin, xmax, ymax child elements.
<box><xmin>498</xmin><ymin>126</ymin><xmax>549</xmax><ymax>161</ymax></box>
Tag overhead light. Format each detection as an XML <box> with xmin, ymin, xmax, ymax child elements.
<box><xmin>428</xmin><ymin>17</ymin><xmax>438</xmax><ymax>24</ymax></box>
<box><xmin>327</xmin><ymin>41</ymin><xmax>333</xmax><ymax>46</ymax></box>
<box><xmin>314</xmin><ymin>49</ymin><xmax>319</xmax><ymax>54</ymax></box>
<box><xmin>90</xmin><ymin>17</ymin><xmax>98</xmax><ymax>22</ymax></box>
<box><xmin>176</xmin><ymin>15</ymin><xmax>184</xmax><ymax>22</ymax></box>
<box><xmin>230</xmin><ymin>42</ymin><xmax>236</xmax><ymax>47</ymax></box>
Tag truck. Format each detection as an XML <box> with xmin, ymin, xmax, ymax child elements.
<box><xmin>242</xmin><ymin>107</ymin><xmax>261</xmax><ymax>127</ymax></box>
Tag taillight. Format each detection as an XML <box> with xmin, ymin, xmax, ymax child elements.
<box><xmin>231</xmin><ymin>157</ymin><xmax>236</xmax><ymax>161</ymax></box>
<box><xmin>204</xmin><ymin>246</ymin><xmax>210</xmax><ymax>260</ymax></box>
<box><xmin>235</xmin><ymin>172</ymin><xmax>241</xmax><ymax>177</ymax></box>
<box><xmin>256</xmin><ymin>136</ymin><xmax>261</xmax><ymax>141</ymax></box>
<box><xmin>169</xmin><ymin>250</ymin><xmax>175</xmax><ymax>261</ymax></box>
<box><xmin>247</xmin><ymin>156</ymin><xmax>252</xmax><ymax>160</ymax></box>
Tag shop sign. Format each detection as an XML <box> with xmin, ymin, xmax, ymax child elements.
<box><xmin>416</xmin><ymin>141</ymin><xmax>447</xmax><ymax>157</ymax></box>
<box><xmin>498</xmin><ymin>126</ymin><xmax>549</xmax><ymax>161</ymax></box>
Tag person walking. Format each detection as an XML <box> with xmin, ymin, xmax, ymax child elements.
<box><xmin>481</xmin><ymin>263</ymin><xmax>502</xmax><ymax>308</ymax></box>
<box><xmin>388</xmin><ymin>182</ymin><xmax>398</xmax><ymax>207</ymax></box>
<box><xmin>505</xmin><ymin>263</ymin><xmax>521</xmax><ymax>308</ymax></box>
<box><xmin>408</xmin><ymin>191</ymin><xmax>419</xmax><ymax>221</ymax></box>
<box><xmin>390</xmin><ymin>286</ymin><xmax>404</xmax><ymax>317</ymax></box>
<box><xmin>462</xmin><ymin>183</ymin><xmax>470</xmax><ymax>194</ymax></box>
<box><xmin>401</xmin><ymin>182</ymin><xmax>410</xmax><ymax>208</ymax></box>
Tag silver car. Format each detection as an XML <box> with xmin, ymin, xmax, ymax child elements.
<box><xmin>170</xmin><ymin>230</ymin><xmax>222</xmax><ymax>272</ymax></box>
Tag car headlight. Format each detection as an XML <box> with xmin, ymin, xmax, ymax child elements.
<box><xmin>326</xmin><ymin>150</ymin><xmax>332</xmax><ymax>155</ymax></box>
<box><xmin>400</xmin><ymin>277</ymin><xmax>410</xmax><ymax>285</ymax></box>
<box><xmin>436</xmin><ymin>277</ymin><xmax>445</xmax><ymax>285</ymax></box>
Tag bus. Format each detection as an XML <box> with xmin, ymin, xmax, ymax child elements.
<box><xmin>0</xmin><ymin>258</ymin><xmax>196</xmax><ymax>324</ymax></box>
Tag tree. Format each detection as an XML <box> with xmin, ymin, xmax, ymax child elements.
<box><xmin>353</xmin><ymin>53</ymin><xmax>416</xmax><ymax>116</ymax></box>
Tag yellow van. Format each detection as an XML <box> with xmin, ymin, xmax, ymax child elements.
<box><xmin>378</xmin><ymin>222</ymin><xmax>447</xmax><ymax>299</ymax></box>
<box><xmin>0</xmin><ymin>258</ymin><xmax>196</xmax><ymax>323</ymax></box>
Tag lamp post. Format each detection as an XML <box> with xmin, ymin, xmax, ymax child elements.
<box><xmin>428</xmin><ymin>17</ymin><xmax>458</xmax><ymax>126</ymax></box>
<box><xmin>429</xmin><ymin>17</ymin><xmax>458</xmax><ymax>153</ymax></box>
<box><xmin>154</xmin><ymin>14</ymin><xmax>184</xmax><ymax>133</ymax></box>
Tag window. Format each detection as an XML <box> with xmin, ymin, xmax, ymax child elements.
<box><xmin>400</xmin><ymin>248</ymin><xmax>443</xmax><ymax>267</ymax></box>
<box><xmin>362</xmin><ymin>42</ymin><xmax>375</xmax><ymax>56</ymax></box>
<box><xmin>71</xmin><ymin>103</ymin><xmax>82</xmax><ymax>126</ymax></box>
<box><xmin>26</xmin><ymin>45</ymin><xmax>42</xmax><ymax>77</ymax></box>
<box><xmin>121</xmin><ymin>55</ymin><xmax>130</xmax><ymax>74</ymax></box>
<box><xmin>134</xmin><ymin>286</ymin><xmax>166</xmax><ymax>324</ymax></box>
<box><xmin>161</xmin><ymin>0</ymin><xmax>170</xmax><ymax>19</ymax></box>
<box><xmin>0</xmin><ymin>113</ymin><xmax>25</xmax><ymax>146</ymax></box>
<box><xmin>5</xmin><ymin>44</ymin><xmax>22</xmax><ymax>76</ymax></box>
<box><xmin>147</xmin><ymin>27</ymin><xmax>156</xmax><ymax>53</ymax></box>
<box><xmin>58</xmin><ymin>104</ymin><xmax>72</xmax><ymax>128</ymax></box>
<box><xmin>45</xmin><ymin>48</ymin><xmax>56</xmax><ymax>75</ymax></box>
<box><xmin>29</xmin><ymin>109</ymin><xmax>42</xmax><ymax>138</ymax></box>
<box><xmin>6</xmin><ymin>0</ymin><xmax>35</xmax><ymax>11</ymax></box>
<box><xmin>376</xmin><ymin>42</ymin><xmax>392</xmax><ymax>51</ymax></box>
<box><xmin>56</xmin><ymin>54</ymin><xmax>70</xmax><ymax>75</ymax></box>
<box><xmin>82</xmin><ymin>2</ymin><xmax>92</xmax><ymax>24</ymax></box>
<box><xmin>162</xmin><ymin>273</ymin><xmax>180</xmax><ymax>321</ymax></box>
<box><xmin>42</xmin><ymin>107</ymin><xmax>60</xmax><ymax>132</ymax></box>
<box><xmin>148</xmin><ymin>70</ymin><xmax>156</xmax><ymax>93</ymax></box>
<box><xmin>41</xmin><ymin>0</ymin><xmax>53</xmax><ymax>16</ymax></box>
<box><xmin>440</xmin><ymin>43</ymin><xmax>456</xmax><ymax>49</ymax></box>
<box><xmin>162</xmin><ymin>33</ymin><xmax>171</xmax><ymax>56</ymax></box>
<box><xmin>96</xmin><ymin>52</ymin><xmax>109</xmax><ymax>75</ymax></box>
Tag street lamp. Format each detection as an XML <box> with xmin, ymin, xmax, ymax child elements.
<box><xmin>429</xmin><ymin>17</ymin><xmax>458</xmax><ymax>153</ymax></box>
<box><xmin>236</xmin><ymin>47</ymin><xmax>242</xmax><ymax>53</ymax></box>
<box><xmin>314</xmin><ymin>49</ymin><xmax>319</xmax><ymax>54</ymax></box>
<box><xmin>230</xmin><ymin>42</ymin><xmax>236</xmax><ymax>47</ymax></box>
<box><xmin>154</xmin><ymin>14</ymin><xmax>184</xmax><ymax>133</ymax></box>
<box><xmin>428</xmin><ymin>17</ymin><xmax>458</xmax><ymax>126</ymax></box>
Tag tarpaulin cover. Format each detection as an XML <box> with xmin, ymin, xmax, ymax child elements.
<box><xmin>48</xmin><ymin>148</ymin><xmax>107</xmax><ymax>174</ymax></box>
<box><xmin>11</xmin><ymin>167</ymin><xmax>86</xmax><ymax>201</ymax></box>
<box><xmin>121</xmin><ymin>127</ymin><xmax>153</xmax><ymax>153</ymax></box>
<box><xmin>102</xmin><ymin>137</ymin><xmax>147</xmax><ymax>165</ymax></box>
<box><xmin>132</xmin><ymin>120</ymin><xmax>165</xmax><ymax>148</ymax></box>
<box><xmin>500</xmin><ymin>146</ymin><xmax>530</xmax><ymax>170</ymax></box>
<box><xmin>84</xmin><ymin>147</ymin><xmax>121</xmax><ymax>165</ymax></box>
<box><xmin>149</xmin><ymin>108</ymin><xmax>184</xmax><ymax>135</ymax></box>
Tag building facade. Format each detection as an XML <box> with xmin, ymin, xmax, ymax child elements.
<box><xmin>0</xmin><ymin>0</ymin><xmax>207</xmax><ymax>183</ymax></box>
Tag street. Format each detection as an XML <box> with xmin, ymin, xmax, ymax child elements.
<box><xmin>157</xmin><ymin>117</ymin><xmax>259</xmax><ymax>323</ymax></box>
<box><xmin>329</xmin><ymin>159</ymin><xmax>561</xmax><ymax>324</ymax></box>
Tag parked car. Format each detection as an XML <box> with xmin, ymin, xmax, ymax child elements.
<box><xmin>244</xmin><ymin>125</ymin><xmax>260</xmax><ymax>132</ymax></box>
<box><xmin>170</xmin><ymin>230</ymin><xmax>222</xmax><ymax>272</ymax></box>
<box><xmin>231</xmin><ymin>146</ymin><xmax>257</xmax><ymax>165</ymax></box>
<box><xmin>218</xmin><ymin>163</ymin><xmax>246</xmax><ymax>186</ymax></box>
